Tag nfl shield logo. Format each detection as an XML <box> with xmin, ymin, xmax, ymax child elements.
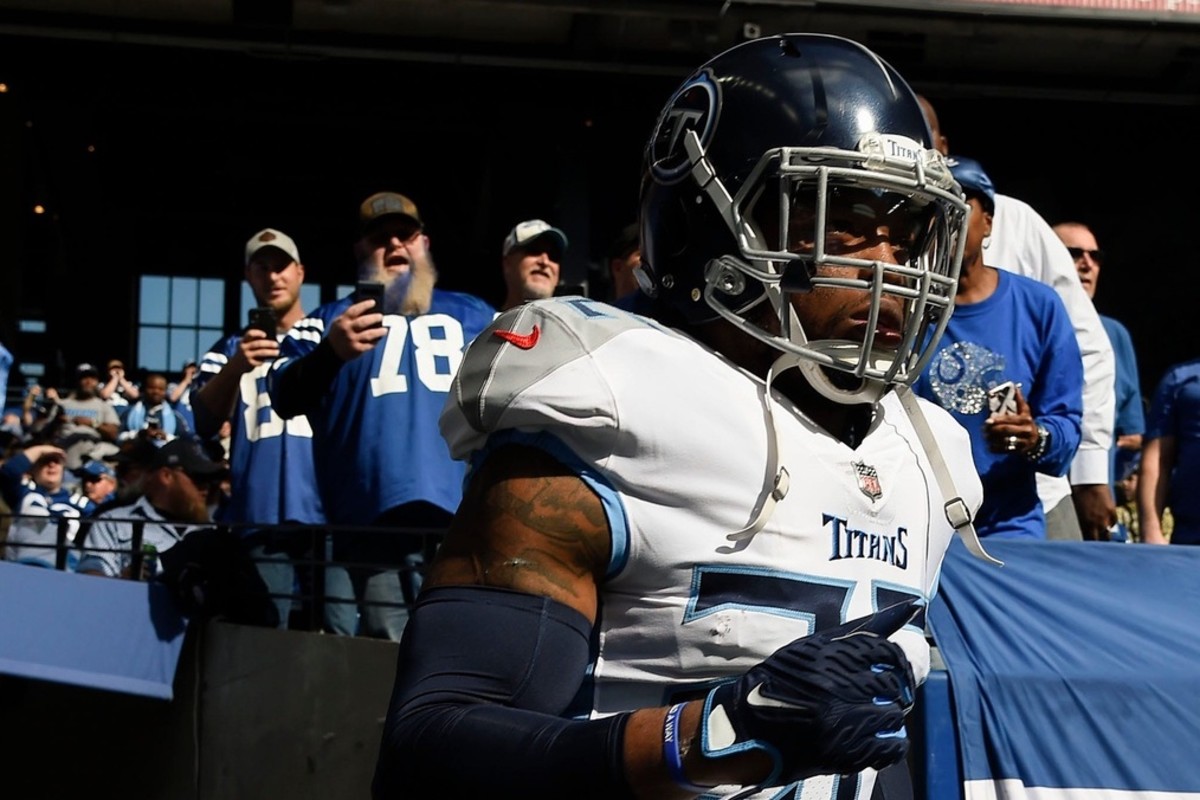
<box><xmin>853</xmin><ymin>461</ymin><xmax>882</xmax><ymax>501</ymax></box>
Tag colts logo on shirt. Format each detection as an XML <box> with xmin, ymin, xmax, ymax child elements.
<box><xmin>853</xmin><ymin>461</ymin><xmax>882</xmax><ymax>501</ymax></box>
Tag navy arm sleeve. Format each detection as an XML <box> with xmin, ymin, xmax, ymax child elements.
<box><xmin>372</xmin><ymin>585</ymin><xmax>635</xmax><ymax>799</ymax></box>
<box><xmin>270</xmin><ymin>338</ymin><xmax>343</xmax><ymax>420</ymax></box>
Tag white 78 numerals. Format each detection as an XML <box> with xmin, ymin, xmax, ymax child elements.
<box><xmin>369</xmin><ymin>314</ymin><xmax>465</xmax><ymax>397</ymax></box>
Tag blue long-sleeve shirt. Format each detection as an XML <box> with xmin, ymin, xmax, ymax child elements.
<box><xmin>914</xmin><ymin>268</ymin><xmax>1083</xmax><ymax>539</ymax></box>
<box><xmin>1101</xmin><ymin>314</ymin><xmax>1145</xmax><ymax>489</ymax></box>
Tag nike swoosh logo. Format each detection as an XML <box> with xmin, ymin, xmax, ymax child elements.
<box><xmin>745</xmin><ymin>683</ymin><xmax>806</xmax><ymax>710</ymax></box>
<box><xmin>493</xmin><ymin>325</ymin><xmax>540</xmax><ymax>349</ymax></box>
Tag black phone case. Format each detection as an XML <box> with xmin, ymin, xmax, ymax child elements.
<box><xmin>247</xmin><ymin>308</ymin><xmax>276</xmax><ymax>334</ymax></box>
<box><xmin>355</xmin><ymin>282</ymin><xmax>385</xmax><ymax>327</ymax></box>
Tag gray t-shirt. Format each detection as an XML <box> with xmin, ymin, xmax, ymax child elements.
<box><xmin>55</xmin><ymin>394</ymin><xmax>120</xmax><ymax>469</ymax></box>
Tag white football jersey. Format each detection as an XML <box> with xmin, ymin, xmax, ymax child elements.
<box><xmin>441</xmin><ymin>296</ymin><xmax>982</xmax><ymax>800</ymax></box>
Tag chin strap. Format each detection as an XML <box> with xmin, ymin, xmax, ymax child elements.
<box><xmin>722</xmin><ymin>292</ymin><xmax>882</xmax><ymax>551</ymax></box>
<box><xmin>723</xmin><ymin>352</ymin><xmax>1000</xmax><ymax>567</ymax></box>
<box><xmin>894</xmin><ymin>384</ymin><xmax>1002</xmax><ymax>566</ymax></box>
<box><xmin>781</xmin><ymin>293</ymin><xmax>888</xmax><ymax>406</ymax></box>
<box><xmin>722</xmin><ymin>352</ymin><xmax>796</xmax><ymax>551</ymax></box>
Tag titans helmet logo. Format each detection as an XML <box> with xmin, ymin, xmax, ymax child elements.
<box><xmin>648</xmin><ymin>69</ymin><xmax>719</xmax><ymax>185</ymax></box>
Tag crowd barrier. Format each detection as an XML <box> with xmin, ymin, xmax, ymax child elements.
<box><xmin>0</xmin><ymin>513</ymin><xmax>442</xmax><ymax>630</ymax></box>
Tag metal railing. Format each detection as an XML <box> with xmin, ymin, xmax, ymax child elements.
<box><xmin>0</xmin><ymin>512</ymin><xmax>446</xmax><ymax>632</ymax></box>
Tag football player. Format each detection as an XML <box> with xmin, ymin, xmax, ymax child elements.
<box><xmin>373</xmin><ymin>34</ymin><xmax>992</xmax><ymax>800</ymax></box>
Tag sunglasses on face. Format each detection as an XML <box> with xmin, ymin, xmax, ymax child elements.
<box><xmin>365</xmin><ymin>225</ymin><xmax>422</xmax><ymax>248</ymax></box>
<box><xmin>1066</xmin><ymin>246</ymin><xmax>1104</xmax><ymax>265</ymax></box>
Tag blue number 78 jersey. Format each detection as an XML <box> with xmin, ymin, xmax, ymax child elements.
<box><xmin>270</xmin><ymin>289</ymin><xmax>497</xmax><ymax>525</ymax></box>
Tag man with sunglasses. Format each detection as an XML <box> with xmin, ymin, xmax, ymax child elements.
<box><xmin>71</xmin><ymin>459</ymin><xmax>118</xmax><ymax>507</ymax></box>
<box><xmin>1054</xmin><ymin>221</ymin><xmax>1145</xmax><ymax>536</ymax></box>
<box><xmin>269</xmin><ymin>192</ymin><xmax>497</xmax><ymax>641</ymax></box>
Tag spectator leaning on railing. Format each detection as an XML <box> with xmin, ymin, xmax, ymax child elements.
<box><xmin>76</xmin><ymin>438</ymin><xmax>226</xmax><ymax>579</ymax></box>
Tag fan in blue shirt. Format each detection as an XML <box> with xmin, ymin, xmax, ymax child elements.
<box><xmin>1052</xmin><ymin>221</ymin><xmax>1146</xmax><ymax>530</ymax></box>
<box><xmin>270</xmin><ymin>193</ymin><xmax>496</xmax><ymax>640</ymax></box>
<box><xmin>1</xmin><ymin>443</ymin><xmax>93</xmax><ymax>568</ymax></box>
<box><xmin>192</xmin><ymin>228</ymin><xmax>326</xmax><ymax>629</ymax></box>
<box><xmin>915</xmin><ymin>157</ymin><xmax>1083</xmax><ymax>539</ymax></box>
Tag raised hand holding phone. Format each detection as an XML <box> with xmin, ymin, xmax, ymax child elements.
<box><xmin>237</xmin><ymin>307</ymin><xmax>282</xmax><ymax>372</ymax></box>
<box><xmin>324</xmin><ymin>281</ymin><xmax>389</xmax><ymax>361</ymax></box>
<box><xmin>247</xmin><ymin>307</ymin><xmax>278</xmax><ymax>337</ymax></box>
<box><xmin>354</xmin><ymin>281</ymin><xmax>386</xmax><ymax>329</ymax></box>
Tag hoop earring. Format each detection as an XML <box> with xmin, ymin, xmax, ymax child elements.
<box><xmin>982</xmin><ymin>235</ymin><xmax>992</xmax><ymax>250</ymax></box>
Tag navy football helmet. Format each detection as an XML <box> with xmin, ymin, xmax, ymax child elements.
<box><xmin>639</xmin><ymin>33</ymin><xmax>968</xmax><ymax>403</ymax></box>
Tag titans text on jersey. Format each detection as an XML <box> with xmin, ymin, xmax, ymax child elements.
<box><xmin>439</xmin><ymin>296</ymin><xmax>982</xmax><ymax>800</ymax></box>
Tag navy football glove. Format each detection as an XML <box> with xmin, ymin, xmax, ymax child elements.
<box><xmin>700</xmin><ymin>599</ymin><xmax>920</xmax><ymax>788</ymax></box>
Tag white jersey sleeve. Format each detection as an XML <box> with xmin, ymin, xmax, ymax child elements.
<box><xmin>990</xmin><ymin>192</ymin><xmax>1115</xmax><ymax>489</ymax></box>
<box><xmin>440</xmin><ymin>297</ymin><xmax>980</xmax><ymax>800</ymax></box>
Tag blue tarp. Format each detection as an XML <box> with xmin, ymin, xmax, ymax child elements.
<box><xmin>929</xmin><ymin>538</ymin><xmax>1200</xmax><ymax>799</ymax></box>
<box><xmin>0</xmin><ymin>561</ymin><xmax>188</xmax><ymax>699</ymax></box>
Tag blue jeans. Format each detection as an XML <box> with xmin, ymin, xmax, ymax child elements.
<box><xmin>244</xmin><ymin>528</ymin><xmax>345</xmax><ymax>632</ymax></box>
<box><xmin>326</xmin><ymin>502</ymin><xmax>446</xmax><ymax>641</ymax></box>
<box><xmin>323</xmin><ymin>552</ymin><xmax>424</xmax><ymax>640</ymax></box>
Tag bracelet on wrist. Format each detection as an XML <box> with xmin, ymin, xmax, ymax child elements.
<box><xmin>663</xmin><ymin>702</ymin><xmax>716</xmax><ymax>795</ymax></box>
<box><xmin>1025</xmin><ymin>424</ymin><xmax>1049</xmax><ymax>463</ymax></box>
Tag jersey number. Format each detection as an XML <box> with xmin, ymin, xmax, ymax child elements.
<box><xmin>370</xmin><ymin>314</ymin><xmax>465</xmax><ymax>397</ymax></box>
<box><xmin>687</xmin><ymin>565</ymin><xmax>924</xmax><ymax>639</ymax></box>
<box><xmin>242</xmin><ymin>364</ymin><xmax>313</xmax><ymax>441</ymax></box>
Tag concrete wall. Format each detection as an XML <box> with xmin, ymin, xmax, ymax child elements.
<box><xmin>0</xmin><ymin>620</ymin><xmax>399</xmax><ymax>800</ymax></box>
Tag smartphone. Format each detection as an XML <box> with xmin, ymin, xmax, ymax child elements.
<box><xmin>355</xmin><ymin>281</ymin><xmax>386</xmax><ymax>328</ymax></box>
<box><xmin>987</xmin><ymin>381</ymin><xmax>1018</xmax><ymax>416</ymax></box>
<box><xmin>247</xmin><ymin>307</ymin><xmax>277</xmax><ymax>336</ymax></box>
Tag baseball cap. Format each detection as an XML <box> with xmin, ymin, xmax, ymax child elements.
<box><xmin>359</xmin><ymin>192</ymin><xmax>423</xmax><ymax>233</ymax></box>
<box><xmin>245</xmin><ymin>228</ymin><xmax>300</xmax><ymax>267</ymax></box>
<box><xmin>110</xmin><ymin>436</ymin><xmax>160</xmax><ymax>469</ymax></box>
<box><xmin>72</xmin><ymin>460</ymin><xmax>116</xmax><ymax>481</ymax></box>
<box><xmin>502</xmin><ymin>219</ymin><xmax>569</xmax><ymax>259</ymax></box>
<box><xmin>75</xmin><ymin>362</ymin><xmax>99</xmax><ymax>379</ymax></box>
<box><xmin>947</xmin><ymin>156</ymin><xmax>996</xmax><ymax>214</ymax></box>
<box><xmin>151</xmin><ymin>438</ymin><xmax>229</xmax><ymax>480</ymax></box>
